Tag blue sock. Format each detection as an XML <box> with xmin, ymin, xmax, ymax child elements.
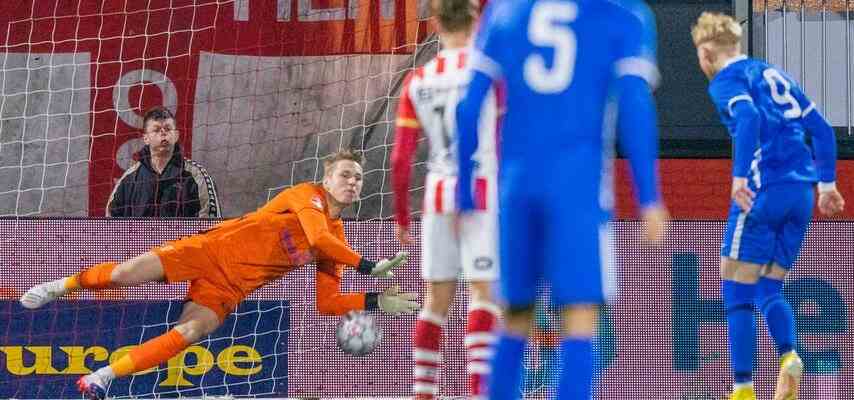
<box><xmin>756</xmin><ymin>277</ymin><xmax>797</xmax><ymax>356</ymax></box>
<box><xmin>557</xmin><ymin>337</ymin><xmax>593</xmax><ymax>399</ymax></box>
<box><xmin>488</xmin><ymin>332</ymin><xmax>526</xmax><ymax>400</ymax></box>
<box><xmin>722</xmin><ymin>280</ymin><xmax>757</xmax><ymax>384</ymax></box>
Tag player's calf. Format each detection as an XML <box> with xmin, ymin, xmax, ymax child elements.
<box><xmin>757</xmin><ymin>276</ymin><xmax>797</xmax><ymax>356</ymax></box>
<box><xmin>488</xmin><ymin>305</ymin><xmax>533</xmax><ymax>400</ymax></box>
<box><xmin>723</xmin><ymin>279</ymin><xmax>758</xmax><ymax>388</ymax></box>
<box><xmin>557</xmin><ymin>305</ymin><xmax>599</xmax><ymax>400</ymax></box>
<box><xmin>77</xmin><ymin>328</ymin><xmax>190</xmax><ymax>399</ymax></box>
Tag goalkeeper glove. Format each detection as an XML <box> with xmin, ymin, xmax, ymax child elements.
<box><xmin>357</xmin><ymin>251</ymin><xmax>408</xmax><ymax>278</ymax></box>
<box><xmin>378</xmin><ymin>285</ymin><xmax>419</xmax><ymax>316</ymax></box>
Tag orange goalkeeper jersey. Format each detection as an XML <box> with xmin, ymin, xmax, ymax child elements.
<box><xmin>177</xmin><ymin>183</ymin><xmax>367</xmax><ymax>315</ymax></box>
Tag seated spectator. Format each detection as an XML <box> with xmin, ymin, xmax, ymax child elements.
<box><xmin>107</xmin><ymin>106</ymin><xmax>220</xmax><ymax>218</ymax></box>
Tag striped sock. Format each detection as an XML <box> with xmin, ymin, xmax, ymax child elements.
<box><xmin>413</xmin><ymin>311</ymin><xmax>444</xmax><ymax>398</ymax></box>
<box><xmin>465</xmin><ymin>302</ymin><xmax>499</xmax><ymax>399</ymax></box>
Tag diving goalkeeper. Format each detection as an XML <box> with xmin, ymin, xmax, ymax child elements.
<box><xmin>19</xmin><ymin>150</ymin><xmax>419</xmax><ymax>400</ymax></box>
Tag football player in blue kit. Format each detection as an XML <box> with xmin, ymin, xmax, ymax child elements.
<box><xmin>692</xmin><ymin>12</ymin><xmax>845</xmax><ymax>400</ymax></box>
<box><xmin>456</xmin><ymin>0</ymin><xmax>668</xmax><ymax>398</ymax></box>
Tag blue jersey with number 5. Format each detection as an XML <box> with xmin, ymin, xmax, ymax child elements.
<box><xmin>470</xmin><ymin>0</ymin><xmax>658</xmax><ymax>198</ymax></box>
<box><xmin>709</xmin><ymin>57</ymin><xmax>821</xmax><ymax>188</ymax></box>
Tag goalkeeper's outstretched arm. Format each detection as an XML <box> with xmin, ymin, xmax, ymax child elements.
<box><xmin>316</xmin><ymin>261</ymin><xmax>419</xmax><ymax>316</ymax></box>
<box><xmin>316</xmin><ymin>262</ymin><xmax>370</xmax><ymax>315</ymax></box>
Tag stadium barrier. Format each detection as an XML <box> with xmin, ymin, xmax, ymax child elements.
<box><xmin>1</xmin><ymin>218</ymin><xmax>851</xmax><ymax>398</ymax></box>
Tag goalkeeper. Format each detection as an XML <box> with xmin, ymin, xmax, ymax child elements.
<box><xmin>19</xmin><ymin>149</ymin><xmax>418</xmax><ymax>400</ymax></box>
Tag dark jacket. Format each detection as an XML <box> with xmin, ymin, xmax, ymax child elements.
<box><xmin>107</xmin><ymin>143</ymin><xmax>220</xmax><ymax>218</ymax></box>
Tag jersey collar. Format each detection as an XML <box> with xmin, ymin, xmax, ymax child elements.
<box><xmin>721</xmin><ymin>54</ymin><xmax>748</xmax><ymax>71</ymax></box>
<box><xmin>312</xmin><ymin>183</ymin><xmax>336</xmax><ymax>219</ymax></box>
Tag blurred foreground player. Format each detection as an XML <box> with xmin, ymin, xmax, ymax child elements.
<box><xmin>456</xmin><ymin>0</ymin><xmax>667</xmax><ymax>398</ymax></box>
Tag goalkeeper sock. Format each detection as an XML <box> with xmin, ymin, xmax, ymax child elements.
<box><xmin>723</xmin><ymin>280</ymin><xmax>757</xmax><ymax>384</ymax></box>
<box><xmin>557</xmin><ymin>337</ymin><xmax>593</xmax><ymax>399</ymax></box>
<box><xmin>413</xmin><ymin>310</ymin><xmax>444</xmax><ymax>398</ymax></box>
<box><xmin>756</xmin><ymin>277</ymin><xmax>796</xmax><ymax>357</ymax></box>
<box><xmin>488</xmin><ymin>332</ymin><xmax>526</xmax><ymax>400</ymax></box>
<box><xmin>108</xmin><ymin>329</ymin><xmax>189</xmax><ymax>378</ymax></box>
<box><xmin>465</xmin><ymin>302</ymin><xmax>499</xmax><ymax>399</ymax></box>
<box><xmin>78</xmin><ymin>262</ymin><xmax>118</xmax><ymax>290</ymax></box>
<box><xmin>63</xmin><ymin>275</ymin><xmax>81</xmax><ymax>291</ymax></box>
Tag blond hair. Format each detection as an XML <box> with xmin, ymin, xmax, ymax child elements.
<box><xmin>691</xmin><ymin>12</ymin><xmax>742</xmax><ymax>47</ymax></box>
<box><xmin>323</xmin><ymin>149</ymin><xmax>363</xmax><ymax>176</ymax></box>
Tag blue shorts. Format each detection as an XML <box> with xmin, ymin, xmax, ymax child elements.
<box><xmin>498</xmin><ymin>190</ymin><xmax>614</xmax><ymax>308</ymax></box>
<box><xmin>721</xmin><ymin>182</ymin><xmax>814</xmax><ymax>268</ymax></box>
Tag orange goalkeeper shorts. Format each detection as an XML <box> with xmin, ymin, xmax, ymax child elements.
<box><xmin>152</xmin><ymin>235</ymin><xmax>244</xmax><ymax>322</ymax></box>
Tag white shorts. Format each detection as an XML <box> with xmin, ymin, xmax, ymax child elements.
<box><xmin>420</xmin><ymin>211</ymin><xmax>499</xmax><ymax>282</ymax></box>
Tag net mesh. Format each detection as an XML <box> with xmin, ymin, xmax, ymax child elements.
<box><xmin>0</xmin><ymin>0</ymin><xmax>434</xmax><ymax>219</ymax></box>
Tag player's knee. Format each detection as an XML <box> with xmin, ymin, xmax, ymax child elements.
<box><xmin>505</xmin><ymin>304</ymin><xmax>534</xmax><ymax>317</ymax></box>
<box><xmin>423</xmin><ymin>281</ymin><xmax>456</xmax><ymax>315</ymax></box>
<box><xmin>757</xmin><ymin>292</ymin><xmax>786</xmax><ymax>315</ymax></box>
<box><xmin>112</xmin><ymin>252</ymin><xmax>165</xmax><ymax>285</ymax></box>
<box><xmin>109</xmin><ymin>263</ymin><xmax>135</xmax><ymax>285</ymax></box>
<box><xmin>422</xmin><ymin>297</ymin><xmax>451</xmax><ymax>317</ymax></box>
<box><xmin>761</xmin><ymin>263</ymin><xmax>788</xmax><ymax>280</ymax></box>
<box><xmin>561</xmin><ymin>304</ymin><xmax>598</xmax><ymax>338</ymax></box>
<box><xmin>175</xmin><ymin>318</ymin><xmax>218</xmax><ymax>343</ymax></box>
<box><xmin>503</xmin><ymin>304</ymin><xmax>534</xmax><ymax>334</ymax></box>
<box><xmin>719</xmin><ymin>258</ymin><xmax>761</xmax><ymax>284</ymax></box>
<box><xmin>174</xmin><ymin>323</ymin><xmax>201</xmax><ymax>343</ymax></box>
<box><xmin>720</xmin><ymin>279</ymin><xmax>758</xmax><ymax>323</ymax></box>
<box><xmin>175</xmin><ymin>306</ymin><xmax>221</xmax><ymax>342</ymax></box>
<box><xmin>756</xmin><ymin>276</ymin><xmax>786</xmax><ymax>313</ymax></box>
<box><xmin>468</xmin><ymin>280</ymin><xmax>494</xmax><ymax>304</ymax></box>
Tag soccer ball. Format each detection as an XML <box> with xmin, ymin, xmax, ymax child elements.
<box><xmin>335</xmin><ymin>311</ymin><xmax>382</xmax><ymax>356</ymax></box>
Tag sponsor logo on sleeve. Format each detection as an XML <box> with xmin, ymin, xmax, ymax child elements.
<box><xmin>311</xmin><ymin>196</ymin><xmax>323</xmax><ymax>210</ymax></box>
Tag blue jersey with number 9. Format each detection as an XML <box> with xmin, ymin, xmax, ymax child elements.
<box><xmin>709</xmin><ymin>56</ymin><xmax>820</xmax><ymax>188</ymax></box>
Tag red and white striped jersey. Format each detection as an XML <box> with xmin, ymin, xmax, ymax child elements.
<box><xmin>391</xmin><ymin>48</ymin><xmax>501</xmax><ymax>226</ymax></box>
